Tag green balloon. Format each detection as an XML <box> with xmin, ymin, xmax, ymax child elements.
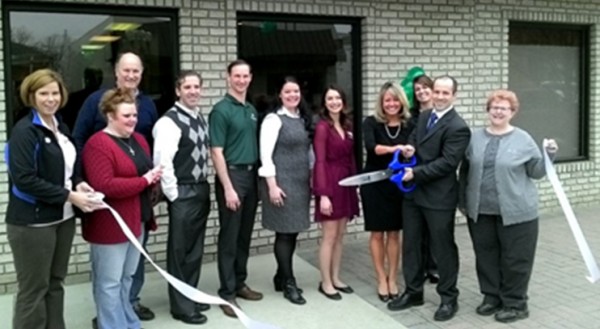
<box><xmin>400</xmin><ymin>66</ymin><xmax>426</xmax><ymax>109</ymax></box>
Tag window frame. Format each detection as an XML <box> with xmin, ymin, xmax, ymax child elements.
<box><xmin>508</xmin><ymin>21</ymin><xmax>590</xmax><ymax>162</ymax></box>
<box><xmin>236</xmin><ymin>12</ymin><xmax>364</xmax><ymax>168</ymax></box>
<box><xmin>1</xmin><ymin>0</ymin><xmax>180</xmax><ymax>133</ymax></box>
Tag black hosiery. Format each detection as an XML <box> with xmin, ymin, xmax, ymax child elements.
<box><xmin>274</xmin><ymin>232</ymin><xmax>299</xmax><ymax>280</ymax></box>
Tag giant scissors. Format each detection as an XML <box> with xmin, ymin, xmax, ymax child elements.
<box><xmin>339</xmin><ymin>150</ymin><xmax>416</xmax><ymax>192</ymax></box>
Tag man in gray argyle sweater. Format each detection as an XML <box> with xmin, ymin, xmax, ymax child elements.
<box><xmin>153</xmin><ymin>70</ymin><xmax>210</xmax><ymax>325</ymax></box>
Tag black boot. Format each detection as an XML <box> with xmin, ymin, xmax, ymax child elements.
<box><xmin>274</xmin><ymin>273</ymin><xmax>303</xmax><ymax>293</ymax></box>
<box><xmin>273</xmin><ymin>274</ymin><xmax>283</xmax><ymax>292</ymax></box>
<box><xmin>283</xmin><ymin>278</ymin><xmax>306</xmax><ymax>305</ymax></box>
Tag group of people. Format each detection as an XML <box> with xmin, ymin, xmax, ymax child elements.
<box><xmin>4</xmin><ymin>51</ymin><xmax>558</xmax><ymax>329</ymax></box>
<box><xmin>364</xmin><ymin>71</ymin><xmax>558</xmax><ymax>325</ymax></box>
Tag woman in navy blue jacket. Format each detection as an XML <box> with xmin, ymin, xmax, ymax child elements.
<box><xmin>6</xmin><ymin>69</ymin><xmax>101</xmax><ymax>329</ymax></box>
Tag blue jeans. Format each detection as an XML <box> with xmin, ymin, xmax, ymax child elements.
<box><xmin>91</xmin><ymin>234</ymin><xmax>142</xmax><ymax>329</ymax></box>
<box><xmin>129</xmin><ymin>226</ymin><xmax>149</xmax><ymax>306</ymax></box>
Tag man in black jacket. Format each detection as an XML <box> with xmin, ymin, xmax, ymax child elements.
<box><xmin>388</xmin><ymin>76</ymin><xmax>471</xmax><ymax>321</ymax></box>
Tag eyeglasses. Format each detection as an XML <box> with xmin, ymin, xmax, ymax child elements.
<box><xmin>489</xmin><ymin>106</ymin><xmax>511</xmax><ymax>112</ymax></box>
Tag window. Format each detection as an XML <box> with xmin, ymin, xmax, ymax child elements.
<box><xmin>237</xmin><ymin>13</ymin><xmax>363</xmax><ymax>166</ymax></box>
<box><xmin>508</xmin><ymin>22</ymin><xmax>589</xmax><ymax>161</ymax></box>
<box><xmin>2</xmin><ymin>2</ymin><xmax>178</xmax><ymax>131</ymax></box>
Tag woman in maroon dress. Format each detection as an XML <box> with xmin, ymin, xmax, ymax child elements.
<box><xmin>313</xmin><ymin>85</ymin><xmax>359</xmax><ymax>300</ymax></box>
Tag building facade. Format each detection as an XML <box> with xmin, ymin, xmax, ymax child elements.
<box><xmin>0</xmin><ymin>0</ymin><xmax>598</xmax><ymax>293</ymax></box>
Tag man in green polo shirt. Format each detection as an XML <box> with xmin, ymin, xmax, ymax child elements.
<box><xmin>209</xmin><ymin>59</ymin><xmax>263</xmax><ymax>318</ymax></box>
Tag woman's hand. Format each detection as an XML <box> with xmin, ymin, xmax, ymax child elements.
<box><xmin>543</xmin><ymin>138</ymin><xmax>559</xmax><ymax>154</ymax></box>
<box><xmin>320</xmin><ymin>196</ymin><xmax>333</xmax><ymax>216</ymax></box>
<box><xmin>69</xmin><ymin>191</ymin><xmax>103</xmax><ymax>213</ymax></box>
<box><xmin>75</xmin><ymin>181</ymin><xmax>95</xmax><ymax>193</ymax></box>
<box><xmin>143</xmin><ymin>165</ymin><xmax>163</xmax><ymax>185</ymax></box>
<box><xmin>269</xmin><ymin>185</ymin><xmax>287</xmax><ymax>207</ymax></box>
<box><xmin>402</xmin><ymin>145</ymin><xmax>415</xmax><ymax>158</ymax></box>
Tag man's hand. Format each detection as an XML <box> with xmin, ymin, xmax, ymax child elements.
<box><xmin>225</xmin><ymin>187</ymin><xmax>241</xmax><ymax>211</ymax></box>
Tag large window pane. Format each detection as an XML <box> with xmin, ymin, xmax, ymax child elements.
<box><xmin>5</xmin><ymin>4</ymin><xmax>178</xmax><ymax>130</ymax></box>
<box><xmin>508</xmin><ymin>22</ymin><xmax>589</xmax><ymax>161</ymax></box>
<box><xmin>237</xmin><ymin>15</ymin><xmax>362</xmax><ymax>164</ymax></box>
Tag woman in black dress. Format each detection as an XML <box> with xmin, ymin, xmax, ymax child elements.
<box><xmin>361</xmin><ymin>82</ymin><xmax>412</xmax><ymax>302</ymax></box>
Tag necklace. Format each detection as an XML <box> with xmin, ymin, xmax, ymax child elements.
<box><xmin>116</xmin><ymin>137</ymin><xmax>135</xmax><ymax>156</ymax></box>
<box><xmin>384</xmin><ymin>124</ymin><xmax>401</xmax><ymax>139</ymax></box>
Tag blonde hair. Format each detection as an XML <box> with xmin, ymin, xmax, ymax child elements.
<box><xmin>20</xmin><ymin>69</ymin><xmax>68</xmax><ymax>109</ymax></box>
<box><xmin>374</xmin><ymin>82</ymin><xmax>411</xmax><ymax>124</ymax></box>
<box><xmin>486</xmin><ymin>89</ymin><xmax>520</xmax><ymax>113</ymax></box>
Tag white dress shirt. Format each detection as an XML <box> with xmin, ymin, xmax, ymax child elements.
<box><xmin>152</xmin><ymin>102</ymin><xmax>203</xmax><ymax>201</ymax></box>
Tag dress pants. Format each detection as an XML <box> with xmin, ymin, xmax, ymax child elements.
<box><xmin>402</xmin><ymin>199</ymin><xmax>459</xmax><ymax>303</ymax></box>
<box><xmin>7</xmin><ymin>218</ymin><xmax>75</xmax><ymax>329</ymax></box>
<box><xmin>216</xmin><ymin>168</ymin><xmax>258</xmax><ymax>300</ymax></box>
<box><xmin>167</xmin><ymin>183</ymin><xmax>210</xmax><ymax>314</ymax></box>
<box><xmin>468</xmin><ymin>215</ymin><xmax>538</xmax><ymax>309</ymax></box>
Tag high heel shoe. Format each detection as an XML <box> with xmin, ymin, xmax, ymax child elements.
<box><xmin>378</xmin><ymin>293</ymin><xmax>390</xmax><ymax>302</ymax></box>
<box><xmin>318</xmin><ymin>282</ymin><xmax>342</xmax><ymax>300</ymax></box>
<box><xmin>274</xmin><ymin>274</ymin><xmax>303</xmax><ymax>293</ymax></box>
<box><xmin>283</xmin><ymin>278</ymin><xmax>306</xmax><ymax>305</ymax></box>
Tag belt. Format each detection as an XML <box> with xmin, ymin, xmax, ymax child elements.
<box><xmin>227</xmin><ymin>164</ymin><xmax>256</xmax><ymax>171</ymax></box>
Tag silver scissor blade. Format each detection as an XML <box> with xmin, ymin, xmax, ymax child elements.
<box><xmin>338</xmin><ymin>169</ymin><xmax>393</xmax><ymax>186</ymax></box>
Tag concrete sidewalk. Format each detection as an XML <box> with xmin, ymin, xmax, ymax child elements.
<box><xmin>299</xmin><ymin>206</ymin><xmax>600</xmax><ymax>328</ymax></box>
<box><xmin>0</xmin><ymin>253</ymin><xmax>404</xmax><ymax>329</ymax></box>
<box><xmin>1</xmin><ymin>206</ymin><xmax>600</xmax><ymax>328</ymax></box>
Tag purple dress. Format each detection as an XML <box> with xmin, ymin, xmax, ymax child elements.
<box><xmin>312</xmin><ymin>120</ymin><xmax>360</xmax><ymax>221</ymax></box>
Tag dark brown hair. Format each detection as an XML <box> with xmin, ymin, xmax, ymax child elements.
<box><xmin>320</xmin><ymin>85</ymin><xmax>352</xmax><ymax>131</ymax></box>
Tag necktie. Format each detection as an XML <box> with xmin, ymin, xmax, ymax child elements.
<box><xmin>426</xmin><ymin>112</ymin><xmax>438</xmax><ymax>131</ymax></box>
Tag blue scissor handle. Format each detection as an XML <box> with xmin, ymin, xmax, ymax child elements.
<box><xmin>388</xmin><ymin>150</ymin><xmax>417</xmax><ymax>193</ymax></box>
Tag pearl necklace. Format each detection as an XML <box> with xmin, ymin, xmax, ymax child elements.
<box><xmin>384</xmin><ymin>124</ymin><xmax>401</xmax><ymax>139</ymax></box>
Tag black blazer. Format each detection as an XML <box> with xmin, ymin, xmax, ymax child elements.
<box><xmin>408</xmin><ymin>108</ymin><xmax>471</xmax><ymax>210</ymax></box>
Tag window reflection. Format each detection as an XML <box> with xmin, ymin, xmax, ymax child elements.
<box><xmin>237</xmin><ymin>20</ymin><xmax>356</xmax><ymax>117</ymax></box>
<box><xmin>7</xmin><ymin>9</ymin><xmax>177</xmax><ymax>128</ymax></box>
<box><xmin>508</xmin><ymin>23</ymin><xmax>589</xmax><ymax>160</ymax></box>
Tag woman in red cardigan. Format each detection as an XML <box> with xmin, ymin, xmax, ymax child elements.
<box><xmin>82</xmin><ymin>88</ymin><xmax>162</xmax><ymax>329</ymax></box>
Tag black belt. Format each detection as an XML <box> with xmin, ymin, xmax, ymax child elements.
<box><xmin>227</xmin><ymin>164</ymin><xmax>256</xmax><ymax>171</ymax></box>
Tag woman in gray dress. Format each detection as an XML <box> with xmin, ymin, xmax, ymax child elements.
<box><xmin>258</xmin><ymin>76</ymin><xmax>312</xmax><ymax>305</ymax></box>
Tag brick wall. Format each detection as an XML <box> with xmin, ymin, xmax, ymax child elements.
<box><xmin>1</xmin><ymin>0</ymin><xmax>599</xmax><ymax>293</ymax></box>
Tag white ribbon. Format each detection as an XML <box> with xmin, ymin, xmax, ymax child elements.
<box><xmin>100</xmin><ymin>202</ymin><xmax>281</xmax><ymax>329</ymax></box>
<box><xmin>544</xmin><ymin>149</ymin><xmax>600</xmax><ymax>283</ymax></box>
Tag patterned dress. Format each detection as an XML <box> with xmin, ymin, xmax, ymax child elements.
<box><xmin>260</xmin><ymin>114</ymin><xmax>311</xmax><ymax>233</ymax></box>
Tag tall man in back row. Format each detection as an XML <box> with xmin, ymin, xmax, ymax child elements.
<box><xmin>388</xmin><ymin>75</ymin><xmax>471</xmax><ymax>321</ymax></box>
<box><xmin>73</xmin><ymin>52</ymin><xmax>158</xmax><ymax>326</ymax></box>
<box><xmin>209</xmin><ymin>59</ymin><xmax>263</xmax><ymax>318</ymax></box>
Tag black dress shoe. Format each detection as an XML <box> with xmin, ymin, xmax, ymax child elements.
<box><xmin>476</xmin><ymin>302</ymin><xmax>501</xmax><ymax>316</ymax></box>
<box><xmin>425</xmin><ymin>273</ymin><xmax>440</xmax><ymax>284</ymax></box>
<box><xmin>334</xmin><ymin>285</ymin><xmax>354</xmax><ymax>294</ymax></box>
<box><xmin>195</xmin><ymin>303</ymin><xmax>211</xmax><ymax>312</ymax></box>
<box><xmin>434</xmin><ymin>302</ymin><xmax>459</xmax><ymax>321</ymax></box>
<box><xmin>172</xmin><ymin>311</ymin><xmax>208</xmax><ymax>325</ymax></box>
<box><xmin>318</xmin><ymin>282</ymin><xmax>342</xmax><ymax>300</ymax></box>
<box><xmin>283</xmin><ymin>278</ymin><xmax>306</xmax><ymax>305</ymax></box>
<box><xmin>387</xmin><ymin>292</ymin><xmax>424</xmax><ymax>311</ymax></box>
<box><xmin>133</xmin><ymin>303</ymin><xmax>155</xmax><ymax>321</ymax></box>
<box><xmin>494</xmin><ymin>307</ymin><xmax>529</xmax><ymax>323</ymax></box>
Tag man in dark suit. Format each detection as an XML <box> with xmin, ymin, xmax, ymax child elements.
<box><xmin>387</xmin><ymin>75</ymin><xmax>471</xmax><ymax>321</ymax></box>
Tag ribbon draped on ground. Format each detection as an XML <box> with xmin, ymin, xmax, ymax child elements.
<box><xmin>544</xmin><ymin>149</ymin><xmax>600</xmax><ymax>283</ymax></box>
<box><xmin>100</xmin><ymin>202</ymin><xmax>281</xmax><ymax>329</ymax></box>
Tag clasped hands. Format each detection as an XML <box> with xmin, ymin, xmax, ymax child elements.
<box><xmin>400</xmin><ymin>145</ymin><xmax>416</xmax><ymax>182</ymax></box>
